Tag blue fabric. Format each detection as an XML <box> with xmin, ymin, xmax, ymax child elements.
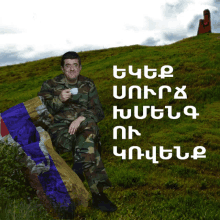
<box><xmin>1</xmin><ymin>103</ymin><xmax>75</xmax><ymax>214</ymax></box>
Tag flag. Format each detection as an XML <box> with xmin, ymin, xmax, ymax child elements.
<box><xmin>0</xmin><ymin>97</ymin><xmax>90</xmax><ymax>219</ymax></box>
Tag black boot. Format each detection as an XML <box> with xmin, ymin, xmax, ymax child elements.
<box><xmin>72</xmin><ymin>163</ymin><xmax>85</xmax><ymax>182</ymax></box>
<box><xmin>92</xmin><ymin>192</ymin><xmax>117</xmax><ymax>212</ymax></box>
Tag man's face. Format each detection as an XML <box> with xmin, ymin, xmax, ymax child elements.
<box><xmin>61</xmin><ymin>59</ymin><xmax>82</xmax><ymax>81</ymax></box>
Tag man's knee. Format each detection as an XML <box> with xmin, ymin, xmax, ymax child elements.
<box><xmin>80</xmin><ymin>118</ymin><xmax>99</xmax><ymax>136</ymax></box>
<box><xmin>50</xmin><ymin>128</ymin><xmax>76</xmax><ymax>154</ymax></box>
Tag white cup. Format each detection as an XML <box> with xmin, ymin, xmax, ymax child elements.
<box><xmin>70</xmin><ymin>88</ymin><xmax>78</xmax><ymax>95</ymax></box>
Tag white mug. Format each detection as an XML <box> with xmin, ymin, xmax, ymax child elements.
<box><xmin>70</xmin><ymin>88</ymin><xmax>78</xmax><ymax>95</ymax></box>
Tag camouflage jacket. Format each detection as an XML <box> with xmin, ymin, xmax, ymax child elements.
<box><xmin>38</xmin><ymin>74</ymin><xmax>105</xmax><ymax>124</ymax></box>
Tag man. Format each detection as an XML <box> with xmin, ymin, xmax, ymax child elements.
<box><xmin>38</xmin><ymin>51</ymin><xmax>117</xmax><ymax>212</ymax></box>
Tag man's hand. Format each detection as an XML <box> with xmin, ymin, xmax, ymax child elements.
<box><xmin>68</xmin><ymin>116</ymin><xmax>86</xmax><ymax>135</ymax></box>
<box><xmin>59</xmin><ymin>89</ymin><xmax>71</xmax><ymax>102</ymax></box>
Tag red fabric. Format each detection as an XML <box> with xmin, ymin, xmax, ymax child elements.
<box><xmin>1</xmin><ymin>118</ymin><xmax>9</xmax><ymax>137</ymax></box>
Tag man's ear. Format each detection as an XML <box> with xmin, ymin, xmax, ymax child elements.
<box><xmin>61</xmin><ymin>66</ymin><xmax>64</xmax><ymax>73</ymax></box>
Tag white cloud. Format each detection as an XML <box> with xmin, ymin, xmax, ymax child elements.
<box><xmin>0</xmin><ymin>0</ymin><xmax>217</xmax><ymax>66</ymax></box>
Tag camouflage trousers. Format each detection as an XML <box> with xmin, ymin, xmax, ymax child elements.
<box><xmin>48</xmin><ymin>118</ymin><xmax>112</xmax><ymax>194</ymax></box>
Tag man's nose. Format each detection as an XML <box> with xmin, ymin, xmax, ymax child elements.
<box><xmin>70</xmin><ymin>65</ymin><xmax>74</xmax><ymax>70</ymax></box>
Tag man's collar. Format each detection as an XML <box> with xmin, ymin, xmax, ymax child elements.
<box><xmin>64</xmin><ymin>76</ymin><xmax>78</xmax><ymax>85</ymax></box>
<box><xmin>54</xmin><ymin>74</ymin><xmax>80</xmax><ymax>85</ymax></box>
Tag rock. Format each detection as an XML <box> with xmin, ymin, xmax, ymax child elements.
<box><xmin>0</xmin><ymin>96</ymin><xmax>91</xmax><ymax>219</ymax></box>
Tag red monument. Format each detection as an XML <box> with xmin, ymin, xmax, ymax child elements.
<box><xmin>197</xmin><ymin>9</ymin><xmax>211</xmax><ymax>35</ymax></box>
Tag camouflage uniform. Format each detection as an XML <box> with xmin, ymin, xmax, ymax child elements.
<box><xmin>38</xmin><ymin>74</ymin><xmax>112</xmax><ymax>194</ymax></box>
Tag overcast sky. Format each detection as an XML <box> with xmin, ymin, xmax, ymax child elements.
<box><xmin>0</xmin><ymin>0</ymin><xmax>219</xmax><ymax>67</ymax></box>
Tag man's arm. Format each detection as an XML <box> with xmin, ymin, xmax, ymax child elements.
<box><xmin>68</xmin><ymin>115</ymin><xmax>85</xmax><ymax>135</ymax></box>
<box><xmin>38</xmin><ymin>81</ymin><xmax>65</xmax><ymax>115</ymax></box>
<box><xmin>78</xmin><ymin>80</ymin><xmax>105</xmax><ymax>123</ymax></box>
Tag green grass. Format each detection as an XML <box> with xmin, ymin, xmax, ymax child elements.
<box><xmin>1</xmin><ymin>33</ymin><xmax>220</xmax><ymax>219</ymax></box>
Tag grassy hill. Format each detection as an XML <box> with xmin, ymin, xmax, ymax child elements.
<box><xmin>1</xmin><ymin>33</ymin><xmax>220</xmax><ymax>219</ymax></box>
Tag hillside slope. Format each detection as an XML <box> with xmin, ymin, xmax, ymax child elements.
<box><xmin>1</xmin><ymin>33</ymin><xmax>220</xmax><ymax>219</ymax></box>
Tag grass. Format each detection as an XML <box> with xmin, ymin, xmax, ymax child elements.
<box><xmin>1</xmin><ymin>33</ymin><xmax>220</xmax><ymax>219</ymax></box>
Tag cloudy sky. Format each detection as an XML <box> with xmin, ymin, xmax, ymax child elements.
<box><xmin>0</xmin><ymin>0</ymin><xmax>219</xmax><ymax>67</ymax></box>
